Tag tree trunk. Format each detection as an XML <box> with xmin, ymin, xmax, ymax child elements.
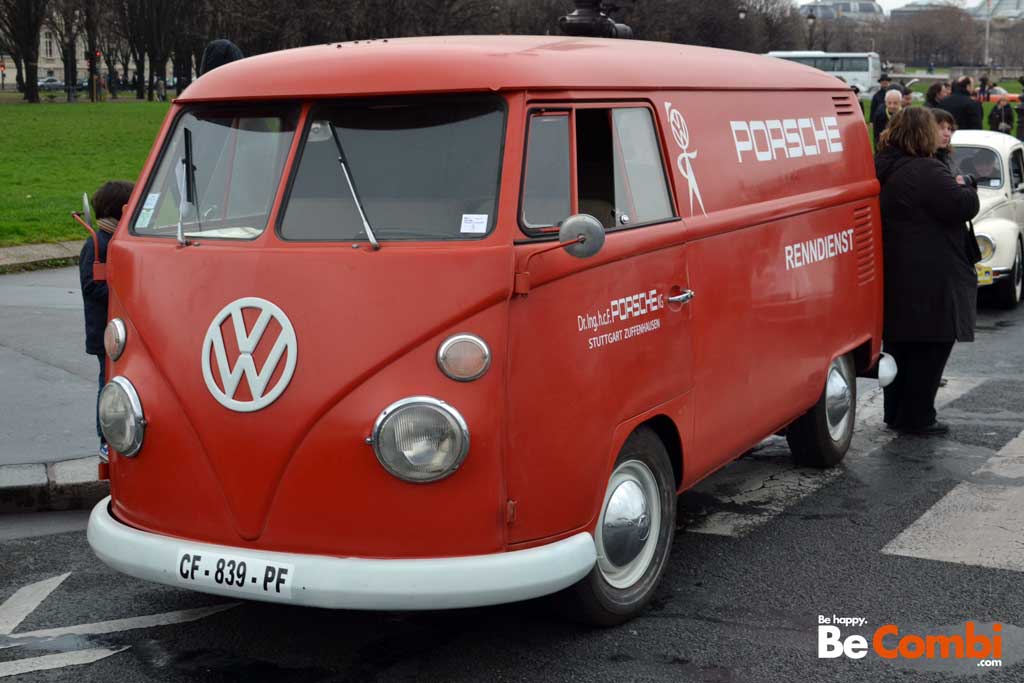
<box><xmin>13</xmin><ymin>53</ymin><xmax>23</xmax><ymax>92</ymax></box>
<box><xmin>84</xmin><ymin>1</ymin><xmax>99</xmax><ymax>102</ymax></box>
<box><xmin>63</xmin><ymin>42</ymin><xmax>74</xmax><ymax>102</ymax></box>
<box><xmin>24</xmin><ymin>54</ymin><xmax>39</xmax><ymax>103</ymax></box>
<box><xmin>134</xmin><ymin>54</ymin><xmax>145</xmax><ymax>98</ymax></box>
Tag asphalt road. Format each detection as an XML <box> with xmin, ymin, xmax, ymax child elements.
<box><xmin>0</xmin><ymin>267</ymin><xmax>97</xmax><ymax>466</ymax></box>
<box><xmin>1</xmin><ymin>285</ymin><xmax>1024</xmax><ymax>682</ymax></box>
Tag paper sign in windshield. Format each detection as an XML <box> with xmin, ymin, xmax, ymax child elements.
<box><xmin>460</xmin><ymin>214</ymin><xmax>488</xmax><ymax>234</ymax></box>
<box><xmin>143</xmin><ymin>193</ymin><xmax>160</xmax><ymax>210</ymax></box>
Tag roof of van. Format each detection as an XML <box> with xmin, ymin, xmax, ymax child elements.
<box><xmin>179</xmin><ymin>35</ymin><xmax>846</xmax><ymax>102</ymax></box>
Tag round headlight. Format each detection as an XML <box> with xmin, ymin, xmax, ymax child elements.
<box><xmin>99</xmin><ymin>377</ymin><xmax>145</xmax><ymax>457</ymax></box>
<box><xmin>437</xmin><ymin>334</ymin><xmax>491</xmax><ymax>382</ymax></box>
<box><xmin>977</xmin><ymin>234</ymin><xmax>996</xmax><ymax>262</ymax></box>
<box><xmin>104</xmin><ymin>319</ymin><xmax>127</xmax><ymax>360</ymax></box>
<box><xmin>369</xmin><ymin>397</ymin><xmax>469</xmax><ymax>483</ymax></box>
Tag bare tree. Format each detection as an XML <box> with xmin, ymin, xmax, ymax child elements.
<box><xmin>82</xmin><ymin>0</ymin><xmax>101</xmax><ymax>100</ymax></box>
<box><xmin>46</xmin><ymin>0</ymin><xmax>82</xmax><ymax>101</ymax></box>
<box><xmin>747</xmin><ymin>0</ymin><xmax>803</xmax><ymax>52</ymax></box>
<box><xmin>113</xmin><ymin>0</ymin><xmax>145</xmax><ymax>97</ymax></box>
<box><xmin>0</xmin><ymin>0</ymin><xmax>50</xmax><ymax>101</ymax></box>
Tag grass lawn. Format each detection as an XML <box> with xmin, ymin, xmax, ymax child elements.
<box><xmin>0</xmin><ymin>99</ymin><xmax>169</xmax><ymax>247</ymax></box>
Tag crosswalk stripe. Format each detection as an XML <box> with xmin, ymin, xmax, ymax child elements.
<box><xmin>683</xmin><ymin>377</ymin><xmax>981</xmax><ymax>537</ymax></box>
<box><xmin>0</xmin><ymin>647</ymin><xmax>129</xmax><ymax>678</ymax></box>
<box><xmin>881</xmin><ymin>433</ymin><xmax>1024</xmax><ymax>572</ymax></box>
<box><xmin>0</xmin><ymin>603</ymin><xmax>239</xmax><ymax>651</ymax></box>
<box><xmin>0</xmin><ymin>573</ymin><xmax>70</xmax><ymax>635</ymax></box>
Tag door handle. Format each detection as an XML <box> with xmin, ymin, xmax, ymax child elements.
<box><xmin>668</xmin><ymin>289</ymin><xmax>695</xmax><ymax>305</ymax></box>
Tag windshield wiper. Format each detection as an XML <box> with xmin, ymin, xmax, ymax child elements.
<box><xmin>176</xmin><ymin>127</ymin><xmax>201</xmax><ymax>246</ymax></box>
<box><xmin>328</xmin><ymin>122</ymin><xmax>380</xmax><ymax>250</ymax></box>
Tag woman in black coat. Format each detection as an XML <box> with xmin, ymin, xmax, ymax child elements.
<box><xmin>875</xmin><ymin>107</ymin><xmax>980</xmax><ymax>435</ymax></box>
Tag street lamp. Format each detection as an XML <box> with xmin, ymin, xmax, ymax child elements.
<box><xmin>738</xmin><ymin>3</ymin><xmax>748</xmax><ymax>21</ymax></box>
<box><xmin>806</xmin><ymin>9</ymin><xmax>817</xmax><ymax>50</ymax></box>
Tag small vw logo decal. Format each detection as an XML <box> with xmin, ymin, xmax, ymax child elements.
<box><xmin>201</xmin><ymin>297</ymin><xmax>297</xmax><ymax>412</ymax></box>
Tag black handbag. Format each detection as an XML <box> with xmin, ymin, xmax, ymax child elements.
<box><xmin>965</xmin><ymin>220</ymin><xmax>983</xmax><ymax>264</ymax></box>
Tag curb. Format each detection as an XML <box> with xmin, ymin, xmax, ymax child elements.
<box><xmin>0</xmin><ymin>241</ymin><xmax>82</xmax><ymax>274</ymax></box>
<box><xmin>0</xmin><ymin>457</ymin><xmax>108</xmax><ymax>513</ymax></box>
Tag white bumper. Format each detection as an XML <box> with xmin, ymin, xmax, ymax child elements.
<box><xmin>87</xmin><ymin>497</ymin><xmax>596</xmax><ymax>610</ymax></box>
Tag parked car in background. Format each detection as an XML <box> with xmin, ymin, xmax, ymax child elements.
<box><xmin>980</xmin><ymin>86</ymin><xmax>1021</xmax><ymax>104</ymax></box>
<box><xmin>953</xmin><ymin>130</ymin><xmax>1024</xmax><ymax>308</ymax></box>
<box><xmin>37</xmin><ymin>77</ymin><xmax>64</xmax><ymax>91</ymax></box>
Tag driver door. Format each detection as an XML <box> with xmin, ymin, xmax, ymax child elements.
<box><xmin>505</xmin><ymin>102</ymin><xmax>694</xmax><ymax>544</ymax></box>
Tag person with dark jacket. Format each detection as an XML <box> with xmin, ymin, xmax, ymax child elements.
<box><xmin>871</xmin><ymin>74</ymin><xmax>892</xmax><ymax>119</ymax></box>
<box><xmin>199</xmin><ymin>39</ymin><xmax>244</xmax><ymax>76</ymax></box>
<box><xmin>935</xmin><ymin>76</ymin><xmax>983</xmax><ymax>131</ymax></box>
<box><xmin>875</xmin><ymin>108</ymin><xmax>980</xmax><ymax>435</ymax></box>
<box><xmin>924</xmin><ymin>81</ymin><xmax>950</xmax><ymax>108</ymax></box>
<box><xmin>933</xmin><ymin>108</ymin><xmax>957</xmax><ymax>171</ymax></box>
<box><xmin>872</xmin><ymin>89</ymin><xmax>902</xmax><ymax>147</ymax></box>
<box><xmin>80</xmin><ymin>180</ymin><xmax>134</xmax><ymax>457</ymax></box>
<box><xmin>989</xmin><ymin>95</ymin><xmax>1015</xmax><ymax>134</ymax></box>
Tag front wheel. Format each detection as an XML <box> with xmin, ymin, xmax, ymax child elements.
<box><xmin>786</xmin><ymin>353</ymin><xmax>856</xmax><ymax>468</ymax></box>
<box><xmin>994</xmin><ymin>238</ymin><xmax>1023</xmax><ymax>310</ymax></box>
<box><xmin>557</xmin><ymin>427</ymin><xmax>676</xmax><ymax>626</ymax></box>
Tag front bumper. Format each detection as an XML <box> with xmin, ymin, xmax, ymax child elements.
<box><xmin>87</xmin><ymin>497</ymin><xmax>596</xmax><ymax>610</ymax></box>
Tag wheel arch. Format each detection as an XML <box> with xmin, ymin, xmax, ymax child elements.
<box><xmin>641</xmin><ymin>414</ymin><xmax>683</xmax><ymax>491</ymax></box>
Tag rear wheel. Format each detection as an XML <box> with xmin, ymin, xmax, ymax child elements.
<box><xmin>786</xmin><ymin>354</ymin><xmax>856</xmax><ymax>468</ymax></box>
<box><xmin>994</xmin><ymin>237</ymin><xmax>1023</xmax><ymax>310</ymax></box>
<box><xmin>558</xmin><ymin>427</ymin><xmax>676</xmax><ymax>626</ymax></box>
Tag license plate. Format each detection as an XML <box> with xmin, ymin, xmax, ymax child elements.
<box><xmin>176</xmin><ymin>549</ymin><xmax>294</xmax><ymax>599</ymax></box>
<box><xmin>977</xmin><ymin>264</ymin><xmax>994</xmax><ymax>286</ymax></box>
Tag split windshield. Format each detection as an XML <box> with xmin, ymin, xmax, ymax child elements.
<box><xmin>133</xmin><ymin>105</ymin><xmax>299</xmax><ymax>240</ymax></box>
<box><xmin>279</xmin><ymin>96</ymin><xmax>505</xmax><ymax>241</ymax></box>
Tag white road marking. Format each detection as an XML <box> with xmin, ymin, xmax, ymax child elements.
<box><xmin>0</xmin><ymin>603</ymin><xmax>239</xmax><ymax>650</ymax></box>
<box><xmin>0</xmin><ymin>573</ymin><xmax>70</xmax><ymax>635</ymax></box>
<box><xmin>685</xmin><ymin>377</ymin><xmax>980</xmax><ymax>537</ymax></box>
<box><xmin>882</xmin><ymin>432</ymin><xmax>1024</xmax><ymax>572</ymax></box>
<box><xmin>0</xmin><ymin>571</ymin><xmax>238</xmax><ymax>677</ymax></box>
<box><xmin>0</xmin><ymin>647</ymin><xmax>129</xmax><ymax>678</ymax></box>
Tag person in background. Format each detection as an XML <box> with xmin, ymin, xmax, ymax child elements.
<box><xmin>80</xmin><ymin>180</ymin><xmax>134</xmax><ymax>458</ymax></box>
<box><xmin>933</xmin><ymin>108</ymin><xmax>957</xmax><ymax>171</ymax></box>
<box><xmin>899</xmin><ymin>84</ymin><xmax>913</xmax><ymax>109</ymax></box>
<box><xmin>873</xmin><ymin>89</ymin><xmax>902</xmax><ymax>147</ymax></box>
<box><xmin>979</xmin><ymin>75</ymin><xmax>991</xmax><ymax>101</ymax></box>
<box><xmin>990</xmin><ymin>94</ymin><xmax>1016</xmax><ymax>135</ymax></box>
<box><xmin>924</xmin><ymin>81</ymin><xmax>950</xmax><ymax>108</ymax></box>
<box><xmin>935</xmin><ymin>76</ymin><xmax>983</xmax><ymax>130</ymax></box>
<box><xmin>871</xmin><ymin>73</ymin><xmax>893</xmax><ymax>119</ymax></box>
<box><xmin>199</xmin><ymin>39</ymin><xmax>245</xmax><ymax>76</ymax></box>
<box><xmin>874</xmin><ymin>108</ymin><xmax>979</xmax><ymax>435</ymax></box>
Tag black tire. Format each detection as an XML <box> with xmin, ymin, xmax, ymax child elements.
<box><xmin>557</xmin><ymin>426</ymin><xmax>676</xmax><ymax>626</ymax></box>
<box><xmin>786</xmin><ymin>354</ymin><xmax>856</xmax><ymax>468</ymax></box>
<box><xmin>994</xmin><ymin>238</ymin><xmax>1023</xmax><ymax>310</ymax></box>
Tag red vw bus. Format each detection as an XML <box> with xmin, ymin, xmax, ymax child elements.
<box><xmin>87</xmin><ymin>36</ymin><xmax>886</xmax><ymax>625</ymax></box>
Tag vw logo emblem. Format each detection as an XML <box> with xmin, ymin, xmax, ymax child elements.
<box><xmin>201</xmin><ymin>297</ymin><xmax>297</xmax><ymax>412</ymax></box>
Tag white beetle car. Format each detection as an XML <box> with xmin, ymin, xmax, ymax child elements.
<box><xmin>951</xmin><ymin>130</ymin><xmax>1024</xmax><ymax>308</ymax></box>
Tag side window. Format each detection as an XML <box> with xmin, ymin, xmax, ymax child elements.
<box><xmin>612</xmin><ymin>108</ymin><xmax>673</xmax><ymax>225</ymax></box>
<box><xmin>520</xmin><ymin>105</ymin><xmax>675</xmax><ymax>235</ymax></box>
<box><xmin>522</xmin><ymin>113</ymin><xmax>571</xmax><ymax>229</ymax></box>
<box><xmin>1012</xmin><ymin>149</ymin><xmax>1024</xmax><ymax>191</ymax></box>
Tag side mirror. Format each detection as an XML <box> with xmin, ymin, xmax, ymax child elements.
<box><xmin>559</xmin><ymin>213</ymin><xmax>605</xmax><ymax>259</ymax></box>
<box><xmin>82</xmin><ymin>192</ymin><xmax>93</xmax><ymax>229</ymax></box>
<box><xmin>1016</xmin><ymin>182</ymin><xmax>1024</xmax><ymax>193</ymax></box>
